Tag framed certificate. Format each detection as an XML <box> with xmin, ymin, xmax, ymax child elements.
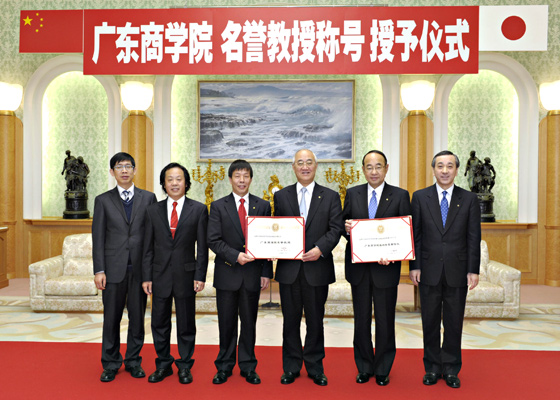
<box><xmin>350</xmin><ymin>216</ymin><xmax>415</xmax><ymax>263</ymax></box>
<box><xmin>246</xmin><ymin>216</ymin><xmax>305</xmax><ymax>260</ymax></box>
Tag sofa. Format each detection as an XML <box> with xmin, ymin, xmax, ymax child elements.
<box><xmin>29</xmin><ymin>233</ymin><xmax>103</xmax><ymax>312</ymax></box>
<box><xmin>325</xmin><ymin>238</ymin><xmax>522</xmax><ymax>319</ymax></box>
<box><xmin>28</xmin><ymin>233</ymin><xmax>219</xmax><ymax>313</ymax></box>
<box><xmin>463</xmin><ymin>240</ymin><xmax>521</xmax><ymax>318</ymax></box>
<box><xmin>29</xmin><ymin>234</ymin><xmax>521</xmax><ymax>319</ymax></box>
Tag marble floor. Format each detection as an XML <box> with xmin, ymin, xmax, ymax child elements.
<box><xmin>1</xmin><ymin>280</ymin><xmax>559</xmax><ymax>351</ymax></box>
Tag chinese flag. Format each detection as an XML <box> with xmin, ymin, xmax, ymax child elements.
<box><xmin>19</xmin><ymin>10</ymin><xmax>83</xmax><ymax>53</ymax></box>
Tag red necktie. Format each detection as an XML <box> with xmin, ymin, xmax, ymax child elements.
<box><xmin>238</xmin><ymin>198</ymin><xmax>247</xmax><ymax>237</ymax></box>
<box><xmin>170</xmin><ymin>201</ymin><xmax>178</xmax><ymax>239</ymax></box>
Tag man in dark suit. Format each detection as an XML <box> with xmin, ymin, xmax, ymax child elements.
<box><xmin>342</xmin><ymin>150</ymin><xmax>411</xmax><ymax>386</ymax></box>
<box><xmin>142</xmin><ymin>163</ymin><xmax>208</xmax><ymax>384</ymax></box>
<box><xmin>273</xmin><ymin>149</ymin><xmax>344</xmax><ymax>386</ymax></box>
<box><xmin>409</xmin><ymin>150</ymin><xmax>481</xmax><ymax>389</ymax></box>
<box><xmin>92</xmin><ymin>152</ymin><xmax>157</xmax><ymax>382</ymax></box>
<box><xmin>208</xmin><ymin>159</ymin><xmax>272</xmax><ymax>385</ymax></box>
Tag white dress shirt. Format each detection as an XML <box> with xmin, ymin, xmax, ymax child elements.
<box><xmin>436</xmin><ymin>183</ymin><xmax>455</xmax><ymax>205</ymax></box>
<box><xmin>296</xmin><ymin>181</ymin><xmax>315</xmax><ymax>216</ymax></box>
<box><xmin>117</xmin><ymin>184</ymin><xmax>135</xmax><ymax>201</ymax></box>
<box><xmin>167</xmin><ymin>195</ymin><xmax>185</xmax><ymax>224</ymax></box>
<box><xmin>232</xmin><ymin>192</ymin><xmax>249</xmax><ymax>214</ymax></box>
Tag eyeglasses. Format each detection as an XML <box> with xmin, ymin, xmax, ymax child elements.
<box><xmin>114</xmin><ymin>165</ymin><xmax>134</xmax><ymax>171</ymax></box>
<box><xmin>365</xmin><ymin>165</ymin><xmax>386</xmax><ymax>172</ymax></box>
<box><xmin>295</xmin><ymin>160</ymin><xmax>315</xmax><ymax>167</ymax></box>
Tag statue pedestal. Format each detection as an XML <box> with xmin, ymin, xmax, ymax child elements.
<box><xmin>63</xmin><ymin>191</ymin><xmax>90</xmax><ymax>219</ymax></box>
<box><xmin>477</xmin><ymin>193</ymin><xmax>495</xmax><ymax>222</ymax></box>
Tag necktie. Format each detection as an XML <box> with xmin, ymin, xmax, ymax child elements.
<box><xmin>441</xmin><ymin>191</ymin><xmax>449</xmax><ymax>228</ymax></box>
<box><xmin>122</xmin><ymin>190</ymin><xmax>130</xmax><ymax>202</ymax></box>
<box><xmin>299</xmin><ymin>187</ymin><xmax>307</xmax><ymax>220</ymax></box>
<box><xmin>368</xmin><ymin>190</ymin><xmax>378</xmax><ymax>219</ymax></box>
<box><xmin>238</xmin><ymin>198</ymin><xmax>247</xmax><ymax>237</ymax></box>
<box><xmin>170</xmin><ymin>201</ymin><xmax>178</xmax><ymax>239</ymax></box>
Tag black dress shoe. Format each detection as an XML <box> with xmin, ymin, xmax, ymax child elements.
<box><xmin>356</xmin><ymin>373</ymin><xmax>371</xmax><ymax>383</ymax></box>
<box><xmin>212</xmin><ymin>370</ymin><xmax>232</xmax><ymax>384</ymax></box>
<box><xmin>375</xmin><ymin>375</ymin><xmax>390</xmax><ymax>386</ymax></box>
<box><xmin>240</xmin><ymin>370</ymin><xmax>261</xmax><ymax>384</ymax></box>
<box><xmin>148</xmin><ymin>367</ymin><xmax>173</xmax><ymax>383</ymax></box>
<box><xmin>280</xmin><ymin>371</ymin><xmax>300</xmax><ymax>384</ymax></box>
<box><xmin>125</xmin><ymin>365</ymin><xmax>145</xmax><ymax>378</ymax></box>
<box><xmin>423</xmin><ymin>372</ymin><xmax>441</xmax><ymax>385</ymax></box>
<box><xmin>100</xmin><ymin>368</ymin><xmax>118</xmax><ymax>382</ymax></box>
<box><xmin>443</xmin><ymin>374</ymin><xmax>461</xmax><ymax>388</ymax></box>
<box><xmin>308</xmin><ymin>373</ymin><xmax>328</xmax><ymax>386</ymax></box>
<box><xmin>178</xmin><ymin>368</ymin><xmax>193</xmax><ymax>384</ymax></box>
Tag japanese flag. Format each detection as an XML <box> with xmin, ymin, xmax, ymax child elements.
<box><xmin>479</xmin><ymin>5</ymin><xmax>548</xmax><ymax>51</ymax></box>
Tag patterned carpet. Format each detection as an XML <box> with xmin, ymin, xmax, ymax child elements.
<box><xmin>1</xmin><ymin>296</ymin><xmax>559</xmax><ymax>350</ymax></box>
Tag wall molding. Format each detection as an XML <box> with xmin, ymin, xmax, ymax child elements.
<box><xmin>434</xmin><ymin>52</ymin><xmax>539</xmax><ymax>223</ymax></box>
<box><xmin>153</xmin><ymin>76</ymin><xmax>174</xmax><ymax>200</ymax></box>
<box><xmin>380</xmin><ymin>75</ymin><xmax>401</xmax><ymax>185</ymax></box>
<box><xmin>23</xmin><ymin>55</ymin><xmax>121</xmax><ymax>218</ymax></box>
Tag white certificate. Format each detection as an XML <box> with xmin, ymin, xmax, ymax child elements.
<box><xmin>246</xmin><ymin>216</ymin><xmax>305</xmax><ymax>260</ymax></box>
<box><xmin>350</xmin><ymin>216</ymin><xmax>415</xmax><ymax>263</ymax></box>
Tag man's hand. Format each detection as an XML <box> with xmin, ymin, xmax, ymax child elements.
<box><xmin>409</xmin><ymin>270</ymin><xmax>421</xmax><ymax>286</ymax></box>
<box><xmin>260</xmin><ymin>277</ymin><xmax>270</xmax><ymax>291</ymax></box>
<box><xmin>142</xmin><ymin>281</ymin><xmax>152</xmax><ymax>295</ymax></box>
<box><xmin>467</xmin><ymin>273</ymin><xmax>479</xmax><ymax>290</ymax></box>
<box><xmin>302</xmin><ymin>246</ymin><xmax>322</xmax><ymax>262</ymax></box>
<box><xmin>237</xmin><ymin>252</ymin><xmax>255</xmax><ymax>265</ymax></box>
<box><xmin>94</xmin><ymin>273</ymin><xmax>106</xmax><ymax>290</ymax></box>
<box><xmin>344</xmin><ymin>219</ymin><xmax>353</xmax><ymax>234</ymax></box>
<box><xmin>378</xmin><ymin>258</ymin><xmax>392</xmax><ymax>266</ymax></box>
<box><xmin>194</xmin><ymin>281</ymin><xmax>205</xmax><ymax>292</ymax></box>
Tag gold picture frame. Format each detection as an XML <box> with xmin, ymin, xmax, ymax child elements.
<box><xmin>197</xmin><ymin>80</ymin><xmax>355</xmax><ymax>162</ymax></box>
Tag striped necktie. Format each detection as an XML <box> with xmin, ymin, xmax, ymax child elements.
<box><xmin>170</xmin><ymin>201</ymin><xmax>178</xmax><ymax>238</ymax></box>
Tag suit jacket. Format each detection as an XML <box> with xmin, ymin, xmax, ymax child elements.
<box><xmin>409</xmin><ymin>184</ymin><xmax>481</xmax><ymax>288</ymax></box>
<box><xmin>273</xmin><ymin>182</ymin><xmax>344</xmax><ymax>287</ymax></box>
<box><xmin>343</xmin><ymin>183</ymin><xmax>411</xmax><ymax>288</ymax></box>
<box><xmin>92</xmin><ymin>187</ymin><xmax>157</xmax><ymax>283</ymax></box>
<box><xmin>142</xmin><ymin>197</ymin><xmax>209</xmax><ymax>299</ymax></box>
<box><xmin>208</xmin><ymin>193</ymin><xmax>273</xmax><ymax>292</ymax></box>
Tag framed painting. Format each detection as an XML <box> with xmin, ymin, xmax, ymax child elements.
<box><xmin>198</xmin><ymin>80</ymin><xmax>355</xmax><ymax>162</ymax></box>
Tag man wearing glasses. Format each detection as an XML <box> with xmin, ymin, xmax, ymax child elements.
<box><xmin>342</xmin><ymin>150</ymin><xmax>411</xmax><ymax>386</ymax></box>
<box><xmin>92</xmin><ymin>152</ymin><xmax>157</xmax><ymax>382</ymax></box>
<box><xmin>273</xmin><ymin>149</ymin><xmax>344</xmax><ymax>386</ymax></box>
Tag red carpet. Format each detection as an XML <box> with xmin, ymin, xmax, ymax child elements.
<box><xmin>1</xmin><ymin>342</ymin><xmax>557</xmax><ymax>399</ymax></box>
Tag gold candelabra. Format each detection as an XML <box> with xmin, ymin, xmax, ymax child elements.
<box><xmin>262</xmin><ymin>175</ymin><xmax>283</xmax><ymax>216</ymax></box>
<box><xmin>325</xmin><ymin>160</ymin><xmax>360</xmax><ymax>208</ymax></box>
<box><xmin>192</xmin><ymin>159</ymin><xmax>225</xmax><ymax>211</ymax></box>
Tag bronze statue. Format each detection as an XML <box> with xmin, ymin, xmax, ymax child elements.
<box><xmin>463</xmin><ymin>150</ymin><xmax>482</xmax><ymax>192</ymax></box>
<box><xmin>64</xmin><ymin>156</ymin><xmax>90</xmax><ymax>192</ymax></box>
<box><xmin>477</xmin><ymin>157</ymin><xmax>496</xmax><ymax>193</ymax></box>
<box><xmin>474</xmin><ymin>157</ymin><xmax>496</xmax><ymax>194</ymax></box>
<box><xmin>62</xmin><ymin>151</ymin><xmax>90</xmax><ymax>219</ymax></box>
<box><xmin>468</xmin><ymin>152</ymin><xmax>496</xmax><ymax>222</ymax></box>
<box><xmin>61</xmin><ymin>150</ymin><xmax>77</xmax><ymax>191</ymax></box>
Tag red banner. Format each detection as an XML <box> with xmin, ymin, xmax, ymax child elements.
<box><xmin>84</xmin><ymin>7</ymin><xmax>478</xmax><ymax>75</ymax></box>
<box><xmin>20</xmin><ymin>10</ymin><xmax>83</xmax><ymax>53</ymax></box>
<box><xmin>20</xmin><ymin>7</ymin><xmax>479</xmax><ymax>75</ymax></box>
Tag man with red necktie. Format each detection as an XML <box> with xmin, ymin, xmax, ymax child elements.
<box><xmin>142</xmin><ymin>162</ymin><xmax>208</xmax><ymax>384</ymax></box>
<box><xmin>207</xmin><ymin>159</ymin><xmax>272</xmax><ymax>385</ymax></box>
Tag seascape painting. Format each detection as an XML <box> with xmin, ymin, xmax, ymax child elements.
<box><xmin>198</xmin><ymin>81</ymin><xmax>354</xmax><ymax>162</ymax></box>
